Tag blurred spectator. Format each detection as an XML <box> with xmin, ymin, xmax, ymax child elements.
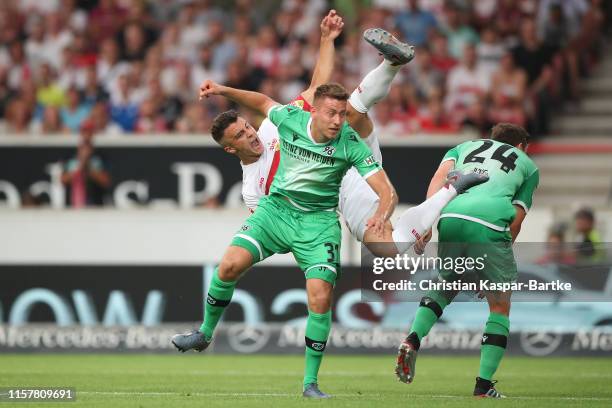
<box><xmin>445</xmin><ymin>44</ymin><xmax>491</xmax><ymax>123</ymax></box>
<box><xmin>489</xmin><ymin>52</ymin><xmax>528</xmax><ymax>126</ymax></box>
<box><xmin>574</xmin><ymin>207</ymin><xmax>604</xmax><ymax>262</ymax></box>
<box><xmin>61</xmin><ymin>122</ymin><xmax>111</xmax><ymax>207</ymax></box>
<box><xmin>89</xmin><ymin>102</ymin><xmax>123</xmax><ymax>135</ymax></box>
<box><xmin>441</xmin><ymin>4</ymin><xmax>479</xmax><ymax>59</ymax></box>
<box><xmin>89</xmin><ymin>0</ymin><xmax>126</xmax><ymax>43</ymax></box>
<box><xmin>477</xmin><ymin>27</ymin><xmax>507</xmax><ymax>78</ymax></box>
<box><xmin>537</xmin><ymin>225</ymin><xmax>576</xmax><ymax>266</ymax></box>
<box><xmin>429</xmin><ymin>32</ymin><xmax>457</xmax><ymax>74</ymax></box>
<box><xmin>461</xmin><ymin>97</ymin><xmax>494</xmax><ymax>136</ymax></box>
<box><xmin>190</xmin><ymin>45</ymin><xmax>225</xmax><ymax>90</ymax></box>
<box><xmin>81</xmin><ymin>66</ymin><xmax>109</xmax><ymax>106</ymax></box>
<box><xmin>97</xmin><ymin>38</ymin><xmax>130</xmax><ymax>93</ymax></box>
<box><xmin>119</xmin><ymin>22</ymin><xmax>150</xmax><ymax>62</ymax></box>
<box><xmin>408</xmin><ymin>47</ymin><xmax>444</xmax><ymax>101</ymax></box>
<box><xmin>109</xmin><ymin>74</ymin><xmax>139</xmax><ymax>132</ymax></box>
<box><xmin>175</xmin><ymin>102</ymin><xmax>211</xmax><ymax>133</ymax></box>
<box><xmin>36</xmin><ymin>63</ymin><xmax>65</xmax><ymax>108</ymax></box>
<box><xmin>7</xmin><ymin>41</ymin><xmax>32</xmax><ymax>90</ymax></box>
<box><xmin>417</xmin><ymin>95</ymin><xmax>459</xmax><ymax>133</ymax></box>
<box><xmin>24</xmin><ymin>17</ymin><xmax>47</xmax><ymax>71</ymax></box>
<box><xmin>60</xmin><ymin>87</ymin><xmax>91</xmax><ymax>133</ymax></box>
<box><xmin>42</xmin><ymin>12</ymin><xmax>73</xmax><ymax>70</ymax></box>
<box><xmin>395</xmin><ymin>0</ymin><xmax>438</xmax><ymax>47</ymax></box>
<box><xmin>372</xmin><ymin>99</ymin><xmax>406</xmax><ymax>136</ymax></box>
<box><xmin>208</xmin><ymin>20</ymin><xmax>238</xmax><ymax>73</ymax></box>
<box><xmin>4</xmin><ymin>98</ymin><xmax>32</xmax><ymax>134</ymax></box>
<box><xmin>511</xmin><ymin>19</ymin><xmax>554</xmax><ymax>134</ymax></box>
<box><xmin>31</xmin><ymin>106</ymin><xmax>63</xmax><ymax>134</ymax></box>
<box><xmin>135</xmin><ymin>100</ymin><xmax>167</xmax><ymax>133</ymax></box>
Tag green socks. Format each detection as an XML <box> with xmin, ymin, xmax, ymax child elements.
<box><xmin>479</xmin><ymin>313</ymin><xmax>510</xmax><ymax>381</ymax></box>
<box><xmin>303</xmin><ymin>310</ymin><xmax>332</xmax><ymax>387</ymax></box>
<box><xmin>199</xmin><ymin>267</ymin><xmax>237</xmax><ymax>340</ymax></box>
<box><xmin>408</xmin><ymin>291</ymin><xmax>452</xmax><ymax>347</ymax></box>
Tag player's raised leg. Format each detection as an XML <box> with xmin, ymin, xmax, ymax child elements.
<box><xmin>391</xmin><ymin>170</ymin><xmax>489</xmax><ymax>254</ymax></box>
<box><xmin>347</xmin><ymin>29</ymin><xmax>415</xmax><ymax>138</ymax></box>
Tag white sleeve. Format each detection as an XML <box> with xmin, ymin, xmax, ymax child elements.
<box><xmin>257</xmin><ymin>118</ymin><xmax>280</xmax><ymax>146</ymax></box>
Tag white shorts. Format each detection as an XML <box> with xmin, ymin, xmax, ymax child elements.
<box><xmin>338</xmin><ymin>133</ymin><xmax>383</xmax><ymax>242</ymax></box>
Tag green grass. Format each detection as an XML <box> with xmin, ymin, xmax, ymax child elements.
<box><xmin>0</xmin><ymin>354</ymin><xmax>610</xmax><ymax>407</ymax></box>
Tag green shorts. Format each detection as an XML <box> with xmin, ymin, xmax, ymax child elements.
<box><xmin>437</xmin><ymin>217</ymin><xmax>517</xmax><ymax>284</ymax></box>
<box><xmin>230</xmin><ymin>194</ymin><xmax>341</xmax><ymax>285</ymax></box>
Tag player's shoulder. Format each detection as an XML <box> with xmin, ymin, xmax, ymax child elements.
<box><xmin>338</xmin><ymin>122</ymin><xmax>361</xmax><ymax>143</ymax></box>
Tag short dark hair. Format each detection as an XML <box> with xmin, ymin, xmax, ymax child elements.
<box><xmin>211</xmin><ymin>110</ymin><xmax>239</xmax><ymax>144</ymax></box>
<box><xmin>575</xmin><ymin>207</ymin><xmax>595</xmax><ymax>222</ymax></box>
<box><xmin>490</xmin><ymin>123</ymin><xmax>530</xmax><ymax>147</ymax></box>
<box><xmin>314</xmin><ymin>83</ymin><xmax>349</xmax><ymax>102</ymax></box>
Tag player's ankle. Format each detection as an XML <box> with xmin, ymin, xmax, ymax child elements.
<box><xmin>406</xmin><ymin>332</ymin><xmax>421</xmax><ymax>351</ymax></box>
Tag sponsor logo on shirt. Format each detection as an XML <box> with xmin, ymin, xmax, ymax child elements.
<box><xmin>290</xmin><ymin>99</ymin><xmax>305</xmax><ymax>109</ymax></box>
<box><xmin>259</xmin><ymin>177</ymin><xmax>265</xmax><ymax>189</ymax></box>
<box><xmin>364</xmin><ymin>155</ymin><xmax>377</xmax><ymax>166</ymax></box>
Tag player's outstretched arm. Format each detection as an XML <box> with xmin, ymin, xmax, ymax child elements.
<box><xmin>365</xmin><ymin>170</ymin><xmax>398</xmax><ymax>237</ymax></box>
<box><xmin>426</xmin><ymin>160</ymin><xmax>454</xmax><ymax>198</ymax></box>
<box><xmin>300</xmin><ymin>10</ymin><xmax>344</xmax><ymax>105</ymax></box>
<box><xmin>199</xmin><ymin>80</ymin><xmax>279</xmax><ymax>117</ymax></box>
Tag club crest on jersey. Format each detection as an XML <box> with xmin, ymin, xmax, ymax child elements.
<box><xmin>292</xmin><ymin>133</ymin><xmax>299</xmax><ymax>142</ymax></box>
<box><xmin>267</xmin><ymin>138</ymin><xmax>278</xmax><ymax>151</ymax></box>
<box><xmin>323</xmin><ymin>146</ymin><xmax>336</xmax><ymax>156</ymax></box>
<box><xmin>290</xmin><ymin>99</ymin><xmax>304</xmax><ymax>109</ymax></box>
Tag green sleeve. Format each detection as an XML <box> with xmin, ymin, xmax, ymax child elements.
<box><xmin>512</xmin><ymin>169</ymin><xmax>539</xmax><ymax>212</ymax></box>
<box><xmin>441</xmin><ymin>146</ymin><xmax>460</xmax><ymax>165</ymax></box>
<box><xmin>345</xmin><ymin>126</ymin><xmax>381</xmax><ymax>178</ymax></box>
<box><xmin>267</xmin><ymin>104</ymin><xmax>297</xmax><ymax>127</ymax></box>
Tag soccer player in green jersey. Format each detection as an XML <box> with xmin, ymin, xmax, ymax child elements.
<box><xmin>395</xmin><ymin>123</ymin><xmax>539</xmax><ymax>398</ymax></box>
<box><xmin>172</xmin><ymin>80</ymin><xmax>397</xmax><ymax>398</ymax></box>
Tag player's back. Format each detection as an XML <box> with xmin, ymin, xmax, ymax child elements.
<box><xmin>440</xmin><ymin>139</ymin><xmax>539</xmax><ymax>231</ymax></box>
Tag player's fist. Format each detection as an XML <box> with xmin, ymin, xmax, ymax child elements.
<box><xmin>199</xmin><ymin>80</ymin><xmax>223</xmax><ymax>100</ymax></box>
<box><xmin>366</xmin><ymin>215</ymin><xmax>385</xmax><ymax>238</ymax></box>
<box><xmin>320</xmin><ymin>10</ymin><xmax>344</xmax><ymax>40</ymax></box>
<box><xmin>414</xmin><ymin>229</ymin><xmax>432</xmax><ymax>255</ymax></box>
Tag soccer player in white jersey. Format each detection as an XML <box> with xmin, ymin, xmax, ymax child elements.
<box><xmin>213</xmin><ymin>12</ymin><xmax>487</xmax><ymax>256</ymax></box>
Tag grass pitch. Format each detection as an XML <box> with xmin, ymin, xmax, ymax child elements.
<box><xmin>0</xmin><ymin>354</ymin><xmax>610</xmax><ymax>407</ymax></box>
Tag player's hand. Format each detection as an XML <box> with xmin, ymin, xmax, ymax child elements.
<box><xmin>414</xmin><ymin>229</ymin><xmax>432</xmax><ymax>255</ymax></box>
<box><xmin>320</xmin><ymin>10</ymin><xmax>344</xmax><ymax>40</ymax></box>
<box><xmin>199</xmin><ymin>80</ymin><xmax>223</xmax><ymax>100</ymax></box>
<box><xmin>366</xmin><ymin>215</ymin><xmax>385</xmax><ymax>238</ymax></box>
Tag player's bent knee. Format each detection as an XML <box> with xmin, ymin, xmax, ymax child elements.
<box><xmin>306</xmin><ymin>279</ymin><xmax>333</xmax><ymax>313</ymax></box>
<box><xmin>218</xmin><ymin>247</ymin><xmax>253</xmax><ymax>281</ymax></box>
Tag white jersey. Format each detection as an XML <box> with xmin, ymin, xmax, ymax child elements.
<box><xmin>242</xmin><ymin>121</ymin><xmax>383</xmax><ymax>242</ymax></box>
<box><xmin>241</xmin><ymin>118</ymin><xmax>280</xmax><ymax>212</ymax></box>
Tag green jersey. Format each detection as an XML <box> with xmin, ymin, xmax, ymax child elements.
<box><xmin>267</xmin><ymin>104</ymin><xmax>381</xmax><ymax>211</ymax></box>
<box><xmin>440</xmin><ymin>139</ymin><xmax>539</xmax><ymax>231</ymax></box>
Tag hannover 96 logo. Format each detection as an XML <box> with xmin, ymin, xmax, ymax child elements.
<box><xmin>323</xmin><ymin>146</ymin><xmax>336</xmax><ymax>156</ymax></box>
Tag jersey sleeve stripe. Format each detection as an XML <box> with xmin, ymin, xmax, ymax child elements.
<box><xmin>362</xmin><ymin>168</ymin><xmax>381</xmax><ymax>180</ymax></box>
<box><xmin>304</xmin><ymin>264</ymin><xmax>337</xmax><ymax>275</ymax></box>
<box><xmin>512</xmin><ymin>200</ymin><xmax>529</xmax><ymax>213</ymax></box>
<box><xmin>234</xmin><ymin>233</ymin><xmax>263</xmax><ymax>261</ymax></box>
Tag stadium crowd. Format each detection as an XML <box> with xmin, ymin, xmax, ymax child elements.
<box><xmin>0</xmin><ymin>0</ymin><xmax>607</xmax><ymax>138</ymax></box>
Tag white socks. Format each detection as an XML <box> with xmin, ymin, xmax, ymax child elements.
<box><xmin>392</xmin><ymin>186</ymin><xmax>457</xmax><ymax>254</ymax></box>
<box><xmin>348</xmin><ymin>59</ymin><xmax>402</xmax><ymax>113</ymax></box>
